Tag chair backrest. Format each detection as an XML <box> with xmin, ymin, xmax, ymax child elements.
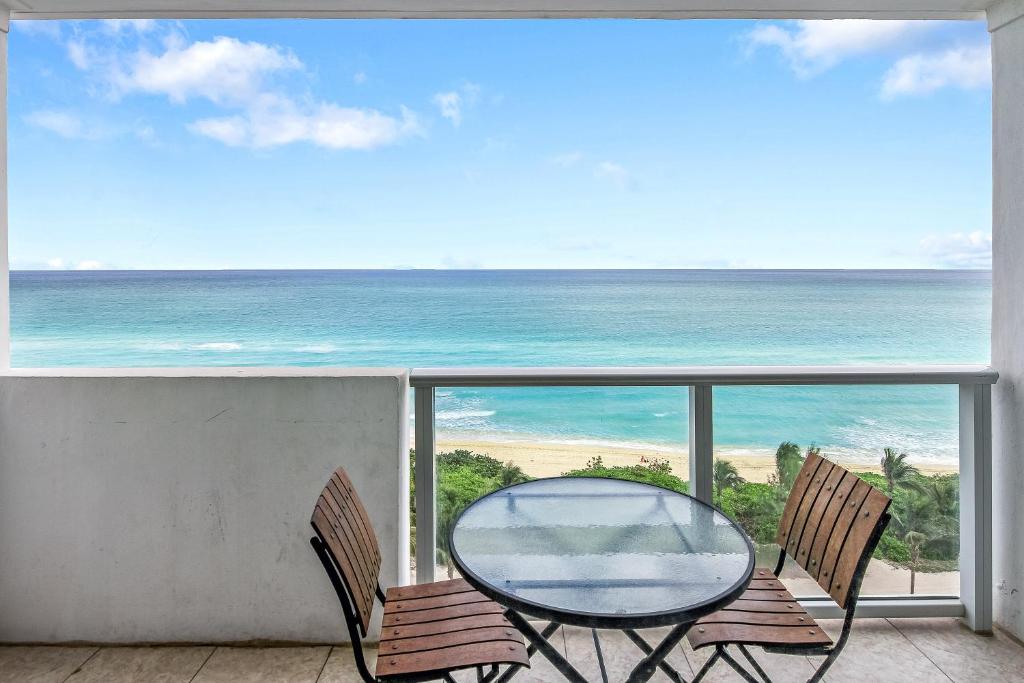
<box><xmin>310</xmin><ymin>467</ymin><xmax>383</xmax><ymax>635</ymax></box>
<box><xmin>775</xmin><ymin>451</ymin><xmax>891</xmax><ymax>609</ymax></box>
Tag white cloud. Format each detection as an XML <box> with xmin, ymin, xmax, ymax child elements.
<box><xmin>67</xmin><ymin>28</ymin><xmax>419</xmax><ymax>152</ymax></box>
<box><xmin>882</xmin><ymin>45</ymin><xmax>990</xmax><ymax>98</ymax></box>
<box><xmin>745</xmin><ymin>20</ymin><xmax>936</xmax><ymax>77</ymax></box>
<box><xmin>594</xmin><ymin>161</ymin><xmax>631</xmax><ymax>189</ymax></box>
<box><xmin>135</xmin><ymin>123</ymin><xmax>157</xmax><ymax>143</ymax></box>
<box><xmin>550</xmin><ymin>151</ymin><xmax>584</xmax><ymax>167</ymax></box>
<box><xmin>76</xmin><ymin>260</ymin><xmax>105</xmax><ymax>270</ymax></box>
<box><xmin>433</xmin><ymin>91</ymin><xmax>463</xmax><ymax>127</ymax></box>
<box><xmin>12</xmin><ymin>20</ymin><xmax>63</xmax><ymax>39</ymax></box>
<box><xmin>920</xmin><ymin>231</ymin><xmax>991</xmax><ymax>269</ymax></box>
<box><xmin>432</xmin><ymin>82</ymin><xmax>483</xmax><ymax>128</ymax></box>
<box><xmin>67</xmin><ymin>41</ymin><xmax>92</xmax><ymax>70</ymax></box>
<box><xmin>354</xmin><ymin>71</ymin><xmax>368</xmax><ymax>84</ymax></box>
<box><xmin>26</xmin><ymin>110</ymin><xmax>89</xmax><ymax>139</ymax></box>
<box><xmin>190</xmin><ymin>95</ymin><xmax>420</xmax><ymax>150</ymax></box>
<box><xmin>46</xmin><ymin>258</ymin><xmax>66</xmax><ymax>270</ymax></box>
<box><xmin>116</xmin><ymin>36</ymin><xmax>301</xmax><ymax>105</ymax></box>
<box><xmin>102</xmin><ymin>19</ymin><xmax>157</xmax><ymax>35</ymax></box>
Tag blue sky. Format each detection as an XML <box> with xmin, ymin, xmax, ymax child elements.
<box><xmin>8</xmin><ymin>18</ymin><xmax>992</xmax><ymax>270</ymax></box>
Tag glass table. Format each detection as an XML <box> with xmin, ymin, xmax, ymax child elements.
<box><xmin>450</xmin><ymin>477</ymin><xmax>755</xmax><ymax>683</ymax></box>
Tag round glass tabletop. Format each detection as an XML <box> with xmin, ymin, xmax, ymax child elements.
<box><xmin>450</xmin><ymin>477</ymin><xmax>755</xmax><ymax>628</ymax></box>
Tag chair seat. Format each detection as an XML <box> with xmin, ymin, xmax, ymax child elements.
<box><xmin>376</xmin><ymin>578</ymin><xmax>529</xmax><ymax>680</ymax></box>
<box><xmin>687</xmin><ymin>568</ymin><xmax>833</xmax><ymax>651</ymax></box>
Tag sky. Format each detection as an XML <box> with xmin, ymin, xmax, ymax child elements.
<box><xmin>8</xmin><ymin>18</ymin><xmax>993</xmax><ymax>270</ymax></box>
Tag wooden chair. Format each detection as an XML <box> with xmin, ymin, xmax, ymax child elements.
<box><xmin>688</xmin><ymin>451</ymin><xmax>892</xmax><ymax>683</ymax></box>
<box><xmin>309</xmin><ymin>467</ymin><xmax>529</xmax><ymax>683</ymax></box>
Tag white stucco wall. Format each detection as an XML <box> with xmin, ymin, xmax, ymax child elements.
<box><xmin>0</xmin><ymin>368</ymin><xmax>409</xmax><ymax>644</ymax></box>
<box><xmin>991</xmin><ymin>3</ymin><xmax>1024</xmax><ymax>641</ymax></box>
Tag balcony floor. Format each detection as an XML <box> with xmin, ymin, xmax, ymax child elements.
<box><xmin>2</xmin><ymin>618</ymin><xmax>1022</xmax><ymax>682</ymax></box>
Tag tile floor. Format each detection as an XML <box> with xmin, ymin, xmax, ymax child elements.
<box><xmin>2</xmin><ymin>618</ymin><xmax>1021</xmax><ymax>682</ymax></box>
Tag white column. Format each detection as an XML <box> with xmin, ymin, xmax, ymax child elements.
<box><xmin>688</xmin><ymin>385</ymin><xmax>713</xmax><ymax>504</ymax></box>
<box><xmin>0</xmin><ymin>13</ymin><xmax>9</xmax><ymax>370</ymax></box>
<box><xmin>959</xmin><ymin>382</ymin><xmax>993</xmax><ymax>633</ymax></box>
<box><xmin>414</xmin><ymin>386</ymin><xmax>436</xmax><ymax>583</ymax></box>
<box><xmin>989</xmin><ymin>0</ymin><xmax>1024</xmax><ymax>641</ymax></box>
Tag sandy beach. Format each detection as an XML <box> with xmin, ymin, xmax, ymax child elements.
<box><xmin>435</xmin><ymin>436</ymin><xmax>958</xmax><ymax>481</ymax></box>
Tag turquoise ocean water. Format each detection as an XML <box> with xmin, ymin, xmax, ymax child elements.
<box><xmin>11</xmin><ymin>269</ymin><xmax>991</xmax><ymax>465</ymax></box>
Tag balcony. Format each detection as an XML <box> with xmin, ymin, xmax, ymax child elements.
<box><xmin>4</xmin><ymin>0</ymin><xmax>1024</xmax><ymax>679</ymax></box>
<box><xmin>1</xmin><ymin>364</ymin><xmax>1019</xmax><ymax>682</ymax></box>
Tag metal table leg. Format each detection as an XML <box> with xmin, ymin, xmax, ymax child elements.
<box><xmin>592</xmin><ymin>629</ymin><xmax>609</xmax><ymax>683</ymax></box>
<box><xmin>503</xmin><ymin>610</ymin><xmax>588</xmax><ymax>683</ymax></box>
<box><xmin>624</xmin><ymin>621</ymin><xmax>694</xmax><ymax>683</ymax></box>
<box><xmin>623</xmin><ymin>629</ymin><xmax>687</xmax><ymax>682</ymax></box>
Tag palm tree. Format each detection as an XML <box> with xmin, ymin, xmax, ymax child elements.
<box><xmin>773</xmin><ymin>441</ymin><xmax>804</xmax><ymax>493</ymax></box>
<box><xmin>713</xmin><ymin>459</ymin><xmax>746</xmax><ymax>498</ymax></box>
<box><xmin>903</xmin><ymin>530</ymin><xmax>929</xmax><ymax>595</ymax></box>
<box><xmin>497</xmin><ymin>461</ymin><xmax>529</xmax><ymax>488</ymax></box>
<box><xmin>880</xmin><ymin>447</ymin><xmax>923</xmax><ymax>496</ymax></box>
<box><xmin>926</xmin><ymin>478</ymin><xmax>958</xmax><ymax>518</ymax></box>
<box><xmin>892</xmin><ymin>491</ymin><xmax>941</xmax><ymax>594</ymax></box>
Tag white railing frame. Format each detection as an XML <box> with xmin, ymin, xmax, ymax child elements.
<box><xmin>410</xmin><ymin>364</ymin><xmax>997</xmax><ymax>632</ymax></box>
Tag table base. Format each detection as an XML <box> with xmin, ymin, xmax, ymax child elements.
<box><xmin>500</xmin><ymin>610</ymin><xmax>693</xmax><ymax>683</ymax></box>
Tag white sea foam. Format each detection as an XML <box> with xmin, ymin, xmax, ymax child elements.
<box><xmin>832</xmin><ymin>417</ymin><xmax>957</xmax><ymax>464</ymax></box>
<box><xmin>436</xmin><ymin>410</ymin><xmax>497</xmax><ymax>421</ymax></box>
<box><xmin>296</xmin><ymin>344</ymin><xmax>337</xmax><ymax>353</ymax></box>
<box><xmin>192</xmin><ymin>342</ymin><xmax>242</xmax><ymax>351</ymax></box>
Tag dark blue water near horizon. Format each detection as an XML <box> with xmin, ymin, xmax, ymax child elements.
<box><xmin>10</xmin><ymin>268</ymin><xmax>991</xmax><ymax>464</ymax></box>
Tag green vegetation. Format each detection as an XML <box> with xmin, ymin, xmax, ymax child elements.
<box><xmin>562</xmin><ymin>454</ymin><xmax>687</xmax><ymax>493</ymax></box>
<box><xmin>416</xmin><ymin>442</ymin><xmax>960</xmax><ymax>593</ymax></box>
<box><xmin>412</xmin><ymin>449</ymin><xmax>531</xmax><ymax>578</ymax></box>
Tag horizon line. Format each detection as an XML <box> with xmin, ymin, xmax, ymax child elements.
<box><xmin>9</xmin><ymin>266</ymin><xmax>994</xmax><ymax>273</ymax></box>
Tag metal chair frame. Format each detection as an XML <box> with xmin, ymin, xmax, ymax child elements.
<box><xmin>691</xmin><ymin>511</ymin><xmax>892</xmax><ymax>683</ymax></box>
<box><xmin>311</xmin><ymin>533</ymin><xmax>504</xmax><ymax>683</ymax></box>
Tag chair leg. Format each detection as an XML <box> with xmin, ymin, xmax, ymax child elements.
<box><xmin>719</xmin><ymin>646</ymin><xmax>763</xmax><ymax>683</ymax></box>
<box><xmin>690</xmin><ymin>646</ymin><xmax>721</xmax><ymax>683</ymax></box>
<box><xmin>808</xmin><ymin>647</ymin><xmax>844</xmax><ymax>683</ymax></box>
<box><xmin>737</xmin><ymin>645</ymin><xmax>772</xmax><ymax>683</ymax></box>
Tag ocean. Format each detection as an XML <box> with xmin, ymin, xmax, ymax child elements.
<box><xmin>10</xmin><ymin>269</ymin><xmax>991</xmax><ymax>466</ymax></box>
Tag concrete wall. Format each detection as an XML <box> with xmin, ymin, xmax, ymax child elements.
<box><xmin>991</xmin><ymin>2</ymin><xmax>1024</xmax><ymax>641</ymax></box>
<box><xmin>0</xmin><ymin>368</ymin><xmax>409</xmax><ymax>644</ymax></box>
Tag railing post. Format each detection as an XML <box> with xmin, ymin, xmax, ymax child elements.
<box><xmin>0</xmin><ymin>13</ymin><xmax>9</xmax><ymax>370</ymax></box>
<box><xmin>688</xmin><ymin>385</ymin><xmax>713</xmax><ymax>504</ymax></box>
<box><xmin>959</xmin><ymin>382</ymin><xmax>992</xmax><ymax>633</ymax></box>
<box><xmin>414</xmin><ymin>386</ymin><xmax>437</xmax><ymax>584</ymax></box>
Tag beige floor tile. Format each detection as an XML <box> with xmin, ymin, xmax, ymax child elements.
<box><xmin>316</xmin><ymin>646</ymin><xmax>374</xmax><ymax>683</ymax></box>
<box><xmin>812</xmin><ymin>618</ymin><xmax>949</xmax><ymax>682</ymax></box>
<box><xmin>64</xmin><ymin>646</ymin><xmax>213</xmax><ymax>683</ymax></box>
<box><xmin>0</xmin><ymin>646</ymin><xmax>98</xmax><ymax>683</ymax></box>
<box><xmin>888</xmin><ymin>618</ymin><xmax>1024</xmax><ymax>683</ymax></box>
<box><xmin>192</xmin><ymin>646</ymin><xmax>330</xmax><ymax>683</ymax></box>
<box><xmin>563</xmin><ymin>626</ymin><xmax>692</xmax><ymax>682</ymax></box>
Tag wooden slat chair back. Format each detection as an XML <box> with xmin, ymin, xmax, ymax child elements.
<box><xmin>309</xmin><ymin>467</ymin><xmax>529</xmax><ymax>683</ymax></box>
<box><xmin>689</xmin><ymin>453</ymin><xmax>892</xmax><ymax>683</ymax></box>
<box><xmin>774</xmin><ymin>451</ymin><xmax>891</xmax><ymax>609</ymax></box>
<box><xmin>310</xmin><ymin>468</ymin><xmax>383</xmax><ymax>636</ymax></box>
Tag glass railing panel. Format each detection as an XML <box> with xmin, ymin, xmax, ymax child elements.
<box><xmin>412</xmin><ymin>386</ymin><xmax>690</xmax><ymax>581</ymax></box>
<box><xmin>712</xmin><ymin>384</ymin><xmax>960</xmax><ymax>600</ymax></box>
